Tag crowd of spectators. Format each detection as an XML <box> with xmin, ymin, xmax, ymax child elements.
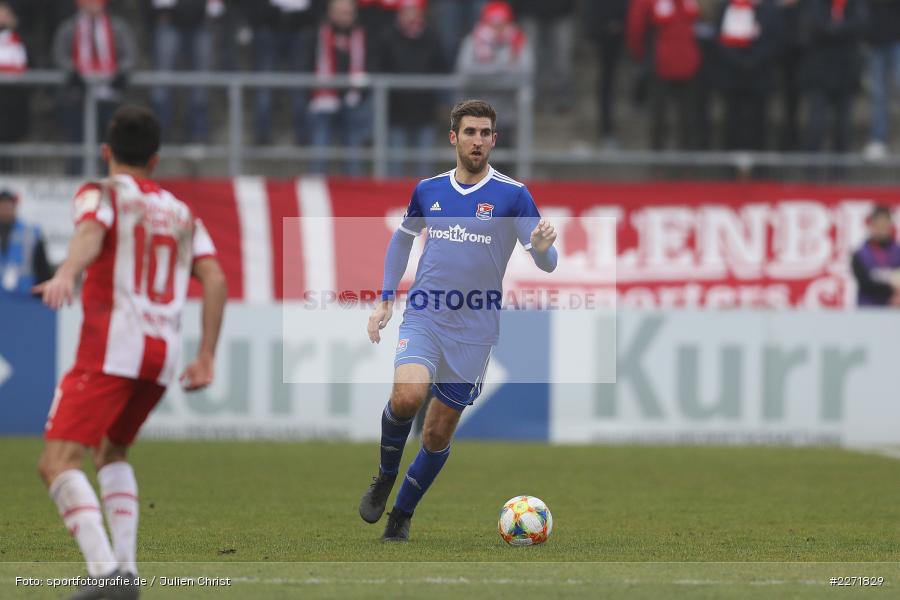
<box><xmin>0</xmin><ymin>0</ymin><xmax>899</xmax><ymax>175</ymax></box>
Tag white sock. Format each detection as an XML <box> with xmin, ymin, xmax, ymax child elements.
<box><xmin>97</xmin><ymin>461</ymin><xmax>139</xmax><ymax>575</ymax></box>
<box><xmin>49</xmin><ymin>470</ymin><xmax>117</xmax><ymax>577</ymax></box>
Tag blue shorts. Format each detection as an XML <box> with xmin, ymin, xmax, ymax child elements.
<box><xmin>393</xmin><ymin>324</ymin><xmax>492</xmax><ymax>411</ymax></box>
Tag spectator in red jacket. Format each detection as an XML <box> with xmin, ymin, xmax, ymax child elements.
<box><xmin>627</xmin><ymin>0</ymin><xmax>703</xmax><ymax>150</ymax></box>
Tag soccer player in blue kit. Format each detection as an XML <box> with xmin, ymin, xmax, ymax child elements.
<box><xmin>359</xmin><ymin>100</ymin><xmax>558</xmax><ymax>541</ymax></box>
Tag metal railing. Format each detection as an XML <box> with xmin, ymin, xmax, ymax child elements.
<box><xmin>2</xmin><ymin>70</ymin><xmax>900</xmax><ymax>183</ymax></box>
<box><xmin>0</xmin><ymin>70</ymin><xmax>534</xmax><ymax>179</ymax></box>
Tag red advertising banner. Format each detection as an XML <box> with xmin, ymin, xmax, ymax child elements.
<box><xmin>319</xmin><ymin>179</ymin><xmax>895</xmax><ymax>308</ymax></box>
<box><xmin>19</xmin><ymin>176</ymin><xmax>894</xmax><ymax>308</ymax></box>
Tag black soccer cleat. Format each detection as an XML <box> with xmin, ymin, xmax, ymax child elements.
<box><xmin>65</xmin><ymin>578</ymin><xmax>105</xmax><ymax>600</ymax></box>
<box><xmin>110</xmin><ymin>571</ymin><xmax>140</xmax><ymax>600</ymax></box>
<box><xmin>381</xmin><ymin>509</ymin><xmax>412</xmax><ymax>542</ymax></box>
<box><xmin>359</xmin><ymin>472</ymin><xmax>397</xmax><ymax>524</ymax></box>
<box><xmin>66</xmin><ymin>569</ymin><xmax>139</xmax><ymax>600</ymax></box>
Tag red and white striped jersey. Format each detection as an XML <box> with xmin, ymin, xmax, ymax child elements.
<box><xmin>72</xmin><ymin>174</ymin><xmax>216</xmax><ymax>386</ymax></box>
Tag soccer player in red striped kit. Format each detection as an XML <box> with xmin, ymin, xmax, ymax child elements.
<box><xmin>35</xmin><ymin>106</ymin><xmax>227</xmax><ymax>600</ymax></box>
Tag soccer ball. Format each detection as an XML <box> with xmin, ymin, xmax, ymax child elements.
<box><xmin>497</xmin><ymin>495</ymin><xmax>553</xmax><ymax>546</ymax></box>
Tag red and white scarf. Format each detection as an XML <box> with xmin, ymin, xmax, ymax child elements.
<box><xmin>312</xmin><ymin>24</ymin><xmax>366</xmax><ymax>112</ymax></box>
<box><xmin>72</xmin><ymin>12</ymin><xmax>117</xmax><ymax>76</ymax></box>
<box><xmin>0</xmin><ymin>29</ymin><xmax>26</xmax><ymax>73</ymax></box>
<box><xmin>652</xmin><ymin>0</ymin><xmax>700</xmax><ymax>24</ymax></box>
<box><xmin>720</xmin><ymin>0</ymin><xmax>759</xmax><ymax>48</ymax></box>
<box><xmin>472</xmin><ymin>22</ymin><xmax>525</xmax><ymax>63</ymax></box>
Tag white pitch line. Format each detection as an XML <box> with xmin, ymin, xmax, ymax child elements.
<box><xmin>857</xmin><ymin>445</ymin><xmax>900</xmax><ymax>461</ymax></box>
<box><xmin>674</xmin><ymin>579</ymin><xmax>831</xmax><ymax>587</ymax></box>
<box><xmin>0</xmin><ymin>575</ymin><xmax>837</xmax><ymax>588</ymax></box>
<box><xmin>223</xmin><ymin>577</ymin><xmax>831</xmax><ymax>588</ymax></box>
<box><xmin>228</xmin><ymin>577</ymin><xmax>585</xmax><ymax>586</ymax></box>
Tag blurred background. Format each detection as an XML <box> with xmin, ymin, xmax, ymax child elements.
<box><xmin>2</xmin><ymin>0</ymin><xmax>900</xmax><ymax>446</ymax></box>
<box><xmin>0</xmin><ymin>0</ymin><xmax>899</xmax><ymax>181</ymax></box>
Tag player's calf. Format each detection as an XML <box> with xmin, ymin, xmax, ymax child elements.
<box><xmin>360</xmin><ymin>369</ymin><xmax>431</xmax><ymax>524</ymax></box>
<box><xmin>360</xmin><ymin>402</ymin><xmax>414</xmax><ymax>523</ymax></box>
<box><xmin>49</xmin><ymin>469</ymin><xmax>118</xmax><ymax>579</ymax></box>
<box><xmin>98</xmin><ymin>461</ymin><xmax>140</xmax><ymax>575</ymax></box>
<box><xmin>421</xmin><ymin>411</ymin><xmax>457</xmax><ymax>452</ymax></box>
<box><xmin>383</xmin><ymin>398</ymin><xmax>457</xmax><ymax>534</ymax></box>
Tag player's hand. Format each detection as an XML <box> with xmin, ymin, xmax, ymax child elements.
<box><xmin>888</xmin><ymin>268</ymin><xmax>900</xmax><ymax>290</ymax></box>
<box><xmin>367</xmin><ymin>300</ymin><xmax>394</xmax><ymax>344</ymax></box>
<box><xmin>33</xmin><ymin>272</ymin><xmax>76</xmax><ymax>310</ymax></box>
<box><xmin>530</xmin><ymin>219</ymin><xmax>557</xmax><ymax>254</ymax></box>
<box><xmin>180</xmin><ymin>353</ymin><xmax>214</xmax><ymax>391</ymax></box>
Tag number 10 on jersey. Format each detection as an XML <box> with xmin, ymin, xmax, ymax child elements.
<box><xmin>133</xmin><ymin>224</ymin><xmax>177</xmax><ymax>304</ymax></box>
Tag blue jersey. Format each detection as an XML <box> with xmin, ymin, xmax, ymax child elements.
<box><xmin>398</xmin><ymin>166</ymin><xmax>541</xmax><ymax>345</ymax></box>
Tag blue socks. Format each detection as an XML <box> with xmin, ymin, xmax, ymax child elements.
<box><xmin>393</xmin><ymin>444</ymin><xmax>451</xmax><ymax>515</ymax></box>
<box><xmin>379</xmin><ymin>401</ymin><xmax>453</xmax><ymax>515</ymax></box>
<box><xmin>380</xmin><ymin>402</ymin><xmax>414</xmax><ymax>476</ymax></box>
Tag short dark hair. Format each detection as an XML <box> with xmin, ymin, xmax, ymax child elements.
<box><xmin>0</xmin><ymin>189</ymin><xmax>17</xmax><ymax>203</ymax></box>
<box><xmin>450</xmin><ymin>99</ymin><xmax>497</xmax><ymax>134</ymax></box>
<box><xmin>106</xmin><ymin>105</ymin><xmax>161</xmax><ymax>167</ymax></box>
<box><xmin>870</xmin><ymin>204</ymin><xmax>893</xmax><ymax>221</ymax></box>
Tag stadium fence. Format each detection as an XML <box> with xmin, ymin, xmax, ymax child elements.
<box><xmin>2</xmin><ymin>71</ymin><xmax>900</xmax><ymax>183</ymax></box>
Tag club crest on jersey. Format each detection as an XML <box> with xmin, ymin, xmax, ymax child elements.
<box><xmin>476</xmin><ymin>203</ymin><xmax>494</xmax><ymax>221</ymax></box>
<box><xmin>396</xmin><ymin>339</ymin><xmax>409</xmax><ymax>353</ymax></box>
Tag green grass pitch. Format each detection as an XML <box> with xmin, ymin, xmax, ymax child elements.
<box><xmin>2</xmin><ymin>438</ymin><xmax>900</xmax><ymax>599</ymax></box>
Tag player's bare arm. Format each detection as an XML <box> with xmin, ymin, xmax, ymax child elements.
<box><xmin>180</xmin><ymin>257</ymin><xmax>227</xmax><ymax>391</ymax></box>
<box><xmin>33</xmin><ymin>219</ymin><xmax>106</xmax><ymax>310</ymax></box>
<box><xmin>368</xmin><ymin>299</ymin><xmax>394</xmax><ymax>344</ymax></box>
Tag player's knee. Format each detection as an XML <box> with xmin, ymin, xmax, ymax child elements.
<box><xmin>389</xmin><ymin>386</ymin><xmax>427</xmax><ymax>420</ymax></box>
<box><xmin>36</xmin><ymin>453</ymin><xmax>53</xmax><ymax>486</ymax></box>
<box><xmin>37</xmin><ymin>451</ymin><xmax>75</xmax><ymax>487</ymax></box>
<box><xmin>422</xmin><ymin>424</ymin><xmax>452</xmax><ymax>453</ymax></box>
